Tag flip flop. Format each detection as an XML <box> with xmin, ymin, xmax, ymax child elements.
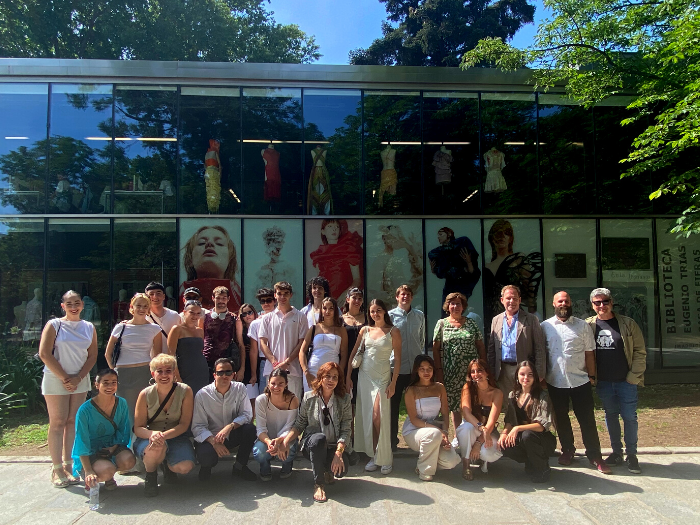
<box><xmin>313</xmin><ymin>484</ymin><xmax>327</xmax><ymax>503</ymax></box>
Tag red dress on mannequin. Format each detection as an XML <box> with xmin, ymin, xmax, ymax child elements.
<box><xmin>263</xmin><ymin>148</ymin><xmax>281</xmax><ymax>201</ymax></box>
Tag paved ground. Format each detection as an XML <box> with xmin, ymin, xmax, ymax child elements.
<box><xmin>1</xmin><ymin>450</ymin><xmax>700</xmax><ymax>524</ymax></box>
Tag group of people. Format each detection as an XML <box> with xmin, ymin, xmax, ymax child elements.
<box><xmin>38</xmin><ymin>276</ymin><xmax>645</xmax><ymax>503</ymax></box>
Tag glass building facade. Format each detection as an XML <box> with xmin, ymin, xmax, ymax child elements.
<box><xmin>0</xmin><ymin>59</ymin><xmax>696</xmax><ymax>379</ymax></box>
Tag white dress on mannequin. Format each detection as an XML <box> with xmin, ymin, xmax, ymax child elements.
<box><xmin>484</xmin><ymin>148</ymin><xmax>507</xmax><ymax>193</ymax></box>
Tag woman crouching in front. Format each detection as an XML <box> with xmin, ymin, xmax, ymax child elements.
<box><xmin>401</xmin><ymin>355</ymin><xmax>460</xmax><ymax>481</ymax></box>
<box><xmin>72</xmin><ymin>369</ymin><xmax>136</xmax><ymax>492</ymax></box>
<box><xmin>133</xmin><ymin>354</ymin><xmax>195</xmax><ymax>497</ymax></box>
<box><xmin>280</xmin><ymin>362</ymin><xmax>351</xmax><ymax>503</ymax></box>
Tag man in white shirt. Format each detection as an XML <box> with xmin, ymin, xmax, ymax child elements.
<box><xmin>258</xmin><ymin>281</ymin><xmax>307</xmax><ymax>401</ymax></box>
<box><xmin>191</xmin><ymin>358</ymin><xmax>257</xmax><ymax>482</ymax></box>
<box><xmin>541</xmin><ymin>291</ymin><xmax>610</xmax><ymax>474</ymax></box>
<box><xmin>247</xmin><ymin>287</ymin><xmax>277</xmax><ymax>394</ymax></box>
<box><xmin>145</xmin><ymin>281</ymin><xmax>181</xmax><ymax>355</ymax></box>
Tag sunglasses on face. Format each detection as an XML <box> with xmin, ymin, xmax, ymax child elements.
<box><xmin>322</xmin><ymin>406</ymin><xmax>331</xmax><ymax>426</ymax></box>
<box><xmin>592</xmin><ymin>300</ymin><xmax>611</xmax><ymax>306</ymax></box>
<box><xmin>215</xmin><ymin>369</ymin><xmax>234</xmax><ymax>377</ymax></box>
<box><xmin>259</xmin><ymin>298</ymin><xmax>275</xmax><ymax>304</ymax></box>
<box><xmin>241</xmin><ymin>310</ymin><xmax>255</xmax><ymax>317</ymax></box>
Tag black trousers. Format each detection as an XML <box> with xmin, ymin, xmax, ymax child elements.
<box><xmin>302</xmin><ymin>433</ymin><xmax>349</xmax><ymax>486</ymax></box>
<box><xmin>547</xmin><ymin>381</ymin><xmax>602</xmax><ymax>461</ymax></box>
<box><xmin>390</xmin><ymin>373</ymin><xmax>413</xmax><ymax>449</ymax></box>
<box><xmin>503</xmin><ymin>430</ymin><xmax>557</xmax><ymax>474</ymax></box>
<box><xmin>194</xmin><ymin>423</ymin><xmax>256</xmax><ymax>468</ymax></box>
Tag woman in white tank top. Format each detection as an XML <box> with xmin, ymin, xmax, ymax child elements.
<box><xmin>38</xmin><ymin>290</ymin><xmax>98</xmax><ymax>488</ymax></box>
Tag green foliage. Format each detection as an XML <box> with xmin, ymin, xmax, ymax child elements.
<box><xmin>0</xmin><ymin>374</ymin><xmax>24</xmax><ymax>422</ymax></box>
<box><xmin>461</xmin><ymin>0</ymin><xmax>700</xmax><ymax>233</ymax></box>
<box><xmin>0</xmin><ymin>0</ymin><xmax>319</xmax><ymax>63</ymax></box>
<box><xmin>350</xmin><ymin>0</ymin><xmax>535</xmax><ymax>66</ymax></box>
<box><xmin>0</xmin><ymin>344</ymin><xmax>44</xmax><ymax>413</ymax></box>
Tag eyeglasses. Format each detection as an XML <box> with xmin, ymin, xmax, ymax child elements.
<box><xmin>215</xmin><ymin>370</ymin><xmax>234</xmax><ymax>377</ymax></box>
<box><xmin>241</xmin><ymin>310</ymin><xmax>255</xmax><ymax>317</ymax></box>
<box><xmin>592</xmin><ymin>300</ymin><xmax>611</xmax><ymax>306</ymax></box>
<box><xmin>259</xmin><ymin>297</ymin><xmax>275</xmax><ymax>304</ymax></box>
<box><xmin>322</xmin><ymin>406</ymin><xmax>331</xmax><ymax>426</ymax></box>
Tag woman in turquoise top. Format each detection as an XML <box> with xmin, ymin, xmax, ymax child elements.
<box><xmin>72</xmin><ymin>369</ymin><xmax>135</xmax><ymax>490</ymax></box>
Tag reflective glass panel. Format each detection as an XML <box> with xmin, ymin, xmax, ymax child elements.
<box><xmin>303</xmin><ymin>89</ymin><xmax>362</xmax><ymax>215</ymax></box>
<box><xmin>114</xmin><ymin>86</ymin><xmax>177</xmax><ymax>214</ymax></box>
<box><xmin>241</xmin><ymin>88</ymin><xmax>303</xmax><ymax>215</ymax></box>
<box><xmin>0</xmin><ymin>84</ymin><xmax>48</xmax><ymax>214</ymax></box>
<box><xmin>179</xmin><ymin>87</ymin><xmax>241</xmax><ymax>214</ymax></box>
<box><xmin>363</xmin><ymin>92</ymin><xmax>422</xmax><ymax>215</ymax></box>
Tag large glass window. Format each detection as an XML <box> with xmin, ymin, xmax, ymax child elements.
<box><xmin>656</xmin><ymin>219</ymin><xmax>700</xmax><ymax>367</ymax></box>
<box><xmin>594</xmin><ymin>99</ymin><xmax>652</xmax><ymax>214</ymax></box>
<box><xmin>49</xmin><ymin>84</ymin><xmax>113</xmax><ymax>214</ymax></box>
<box><xmin>481</xmin><ymin>93</ymin><xmax>538</xmax><ymax>214</ymax></box>
<box><xmin>0</xmin><ymin>219</ymin><xmax>44</xmax><ymax>349</ymax></box>
<box><xmin>600</xmin><ymin>219</ymin><xmax>657</xmax><ymax>366</ymax></box>
<box><xmin>241</xmin><ymin>88</ymin><xmax>303</xmax><ymax>215</ymax></box>
<box><xmin>114</xmin><ymin>86</ymin><xmax>177</xmax><ymax>214</ymax></box>
<box><xmin>47</xmin><ymin>219</ymin><xmax>110</xmax><ymax>359</ymax></box>
<box><xmin>422</xmin><ymin>93</ymin><xmax>480</xmax><ymax>214</ymax></box>
<box><xmin>542</xmin><ymin>219</ymin><xmax>597</xmax><ymax>319</ymax></box>
<box><xmin>303</xmin><ymin>89</ymin><xmax>362</xmax><ymax>215</ymax></box>
<box><xmin>0</xmin><ymin>84</ymin><xmax>48</xmax><ymax>214</ymax></box>
<box><xmin>113</xmin><ymin>219</ymin><xmax>177</xmax><ymax>322</ymax></box>
<box><xmin>179</xmin><ymin>87</ymin><xmax>241</xmax><ymax>214</ymax></box>
<box><xmin>539</xmin><ymin>96</ymin><xmax>594</xmax><ymax>214</ymax></box>
<box><xmin>363</xmin><ymin>92</ymin><xmax>422</xmax><ymax>215</ymax></box>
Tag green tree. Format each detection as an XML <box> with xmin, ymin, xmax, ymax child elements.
<box><xmin>0</xmin><ymin>0</ymin><xmax>319</xmax><ymax>63</ymax></box>
<box><xmin>349</xmin><ymin>0</ymin><xmax>535</xmax><ymax>66</ymax></box>
<box><xmin>461</xmin><ymin>0</ymin><xmax>700</xmax><ymax>233</ymax></box>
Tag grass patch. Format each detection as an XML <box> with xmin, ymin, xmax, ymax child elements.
<box><xmin>0</xmin><ymin>412</ymin><xmax>48</xmax><ymax>449</ymax></box>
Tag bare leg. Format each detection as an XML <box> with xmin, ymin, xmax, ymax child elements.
<box><xmin>372</xmin><ymin>392</ymin><xmax>381</xmax><ymax>453</ymax></box>
<box><xmin>45</xmin><ymin>395</ymin><xmax>70</xmax><ymax>466</ymax></box>
<box><xmin>168</xmin><ymin>461</ymin><xmax>194</xmax><ymax>475</ymax></box>
<box><xmin>114</xmin><ymin>450</ymin><xmax>136</xmax><ymax>473</ymax></box>
<box><xmin>451</xmin><ymin>410</ymin><xmax>462</xmax><ymax>433</ymax></box>
<box><xmin>142</xmin><ymin>442</ymin><xmax>167</xmax><ymax>473</ymax></box>
<box><xmin>92</xmin><ymin>459</ymin><xmax>117</xmax><ymax>482</ymax></box>
<box><xmin>63</xmin><ymin>393</ymin><xmax>86</xmax><ymax>463</ymax></box>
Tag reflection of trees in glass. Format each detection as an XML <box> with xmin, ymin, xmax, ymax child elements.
<box><xmin>0</xmin><ymin>142</ymin><xmax>46</xmax><ymax>214</ymax></box>
<box><xmin>539</xmin><ymin>105</ymin><xmax>593</xmax><ymax>214</ymax></box>
<box><xmin>481</xmin><ymin>99</ymin><xmax>537</xmax><ymax>214</ymax></box>
<box><xmin>363</xmin><ymin>95</ymin><xmax>421</xmax><ymax>214</ymax></box>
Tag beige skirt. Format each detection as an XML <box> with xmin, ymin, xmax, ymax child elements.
<box><xmin>41</xmin><ymin>370</ymin><xmax>91</xmax><ymax>395</ymax></box>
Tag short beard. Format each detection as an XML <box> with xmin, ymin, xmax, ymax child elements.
<box><xmin>555</xmin><ymin>306</ymin><xmax>572</xmax><ymax>320</ymax></box>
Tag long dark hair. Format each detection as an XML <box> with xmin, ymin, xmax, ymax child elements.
<box><xmin>408</xmin><ymin>355</ymin><xmax>435</xmax><ymax>387</ymax></box>
<box><xmin>263</xmin><ymin>368</ymin><xmax>292</xmax><ymax>400</ymax></box>
<box><xmin>464</xmin><ymin>358</ymin><xmax>498</xmax><ymax>420</ymax></box>
<box><xmin>511</xmin><ymin>360</ymin><xmax>542</xmax><ymax>420</ymax></box>
<box><xmin>341</xmin><ymin>287</ymin><xmax>365</xmax><ymax>314</ymax></box>
<box><xmin>318</xmin><ymin>297</ymin><xmax>343</xmax><ymax>327</ymax></box>
<box><xmin>367</xmin><ymin>298</ymin><xmax>393</xmax><ymax>327</ymax></box>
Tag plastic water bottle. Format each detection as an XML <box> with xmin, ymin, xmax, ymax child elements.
<box><xmin>88</xmin><ymin>485</ymin><xmax>100</xmax><ymax>510</ymax></box>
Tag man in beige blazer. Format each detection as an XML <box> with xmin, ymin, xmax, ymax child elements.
<box><xmin>487</xmin><ymin>285</ymin><xmax>546</xmax><ymax>400</ymax></box>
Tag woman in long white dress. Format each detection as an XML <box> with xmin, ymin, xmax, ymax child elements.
<box><xmin>346</xmin><ymin>299</ymin><xmax>401</xmax><ymax>475</ymax></box>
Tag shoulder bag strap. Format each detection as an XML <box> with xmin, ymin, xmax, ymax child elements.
<box><xmin>51</xmin><ymin>321</ymin><xmax>62</xmax><ymax>355</ymax></box>
<box><xmin>147</xmin><ymin>383</ymin><xmax>177</xmax><ymax>428</ymax></box>
<box><xmin>147</xmin><ymin>314</ymin><xmax>169</xmax><ymax>338</ymax></box>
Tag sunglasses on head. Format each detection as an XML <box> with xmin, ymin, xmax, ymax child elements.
<box><xmin>215</xmin><ymin>369</ymin><xmax>234</xmax><ymax>377</ymax></box>
<box><xmin>592</xmin><ymin>299</ymin><xmax>611</xmax><ymax>306</ymax></box>
<box><xmin>259</xmin><ymin>297</ymin><xmax>275</xmax><ymax>304</ymax></box>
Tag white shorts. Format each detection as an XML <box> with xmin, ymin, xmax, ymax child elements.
<box><xmin>41</xmin><ymin>370</ymin><xmax>91</xmax><ymax>396</ymax></box>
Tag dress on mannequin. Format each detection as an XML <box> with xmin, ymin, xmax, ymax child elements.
<box><xmin>261</xmin><ymin>145</ymin><xmax>281</xmax><ymax>201</ymax></box>
<box><xmin>81</xmin><ymin>296</ymin><xmax>101</xmax><ymax>325</ymax></box>
<box><xmin>307</xmin><ymin>146</ymin><xmax>333</xmax><ymax>215</ymax></box>
<box><xmin>378</xmin><ymin>145</ymin><xmax>397</xmax><ymax>206</ymax></box>
<box><xmin>433</xmin><ymin>147</ymin><xmax>453</xmax><ymax>184</ymax></box>
<box><xmin>204</xmin><ymin>139</ymin><xmax>222</xmax><ymax>213</ymax></box>
<box><xmin>23</xmin><ymin>288</ymin><xmax>42</xmax><ymax>341</ymax></box>
<box><xmin>113</xmin><ymin>289</ymin><xmax>129</xmax><ymax>322</ymax></box>
<box><xmin>484</xmin><ymin>147</ymin><xmax>507</xmax><ymax>193</ymax></box>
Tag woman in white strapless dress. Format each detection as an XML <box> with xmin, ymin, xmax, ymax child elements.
<box><xmin>300</xmin><ymin>297</ymin><xmax>348</xmax><ymax>392</ymax></box>
<box><xmin>347</xmin><ymin>299</ymin><xmax>402</xmax><ymax>475</ymax></box>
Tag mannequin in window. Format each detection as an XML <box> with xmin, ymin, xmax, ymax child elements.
<box><xmin>166</xmin><ymin>286</ymin><xmax>177</xmax><ymax>311</ymax></box>
<box><xmin>261</xmin><ymin>144</ymin><xmax>281</xmax><ymax>203</ymax></box>
<box><xmin>23</xmin><ymin>288</ymin><xmax>42</xmax><ymax>341</ymax></box>
<box><xmin>307</xmin><ymin>145</ymin><xmax>333</xmax><ymax>215</ymax></box>
<box><xmin>484</xmin><ymin>147</ymin><xmax>507</xmax><ymax>193</ymax></box>
<box><xmin>51</xmin><ymin>174</ymin><xmax>72</xmax><ymax>212</ymax></box>
<box><xmin>13</xmin><ymin>301</ymin><xmax>27</xmax><ymax>331</ymax></box>
<box><xmin>378</xmin><ymin>144</ymin><xmax>397</xmax><ymax>207</ymax></box>
<box><xmin>204</xmin><ymin>139</ymin><xmax>222</xmax><ymax>213</ymax></box>
<box><xmin>433</xmin><ymin>145</ymin><xmax>453</xmax><ymax>186</ymax></box>
<box><xmin>81</xmin><ymin>295</ymin><xmax>101</xmax><ymax>325</ymax></box>
<box><xmin>113</xmin><ymin>289</ymin><xmax>130</xmax><ymax>322</ymax></box>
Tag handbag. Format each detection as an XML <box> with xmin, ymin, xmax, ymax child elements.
<box><xmin>111</xmin><ymin>323</ymin><xmax>127</xmax><ymax>368</ymax></box>
<box><xmin>305</xmin><ymin>325</ymin><xmax>317</xmax><ymax>362</ymax></box>
<box><xmin>36</xmin><ymin>320</ymin><xmax>62</xmax><ymax>362</ymax></box>
<box><xmin>351</xmin><ymin>331</ymin><xmax>366</xmax><ymax>369</ymax></box>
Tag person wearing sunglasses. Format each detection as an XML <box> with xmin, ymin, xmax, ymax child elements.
<box><xmin>191</xmin><ymin>358</ymin><xmax>257</xmax><ymax>482</ymax></box>
<box><xmin>585</xmin><ymin>288</ymin><xmax>646</xmax><ymax>474</ymax></box>
<box><xmin>280</xmin><ymin>362</ymin><xmax>351</xmax><ymax>503</ymax></box>
<box><xmin>246</xmin><ymin>288</ymin><xmax>277</xmax><ymax>395</ymax></box>
<box><xmin>236</xmin><ymin>303</ymin><xmax>259</xmax><ymax>415</ymax></box>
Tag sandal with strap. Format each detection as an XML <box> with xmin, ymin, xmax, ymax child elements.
<box><xmin>313</xmin><ymin>484</ymin><xmax>327</xmax><ymax>503</ymax></box>
<box><xmin>462</xmin><ymin>466</ymin><xmax>474</xmax><ymax>481</ymax></box>
<box><xmin>62</xmin><ymin>461</ymin><xmax>81</xmax><ymax>485</ymax></box>
<box><xmin>51</xmin><ymin>465</ymin><xmax>70</xmax><ymax>488</ymax></box>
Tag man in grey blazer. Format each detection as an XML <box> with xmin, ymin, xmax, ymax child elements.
<box><xmin>487</xmin><ymin>285</ymin><xmax>546</xmax><ymax>401</ymax></box>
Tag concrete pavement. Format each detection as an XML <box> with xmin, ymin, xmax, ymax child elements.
<box><xmin>1</xmin><ymin>451</ymin><xmax>699</xmax><ymax>524</ymax></box>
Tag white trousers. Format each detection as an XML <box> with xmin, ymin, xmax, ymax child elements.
<box><xmin>403</xmin><ymin>427</ymin><xmax>461</xmax><ymax>476</ymax></box>
<box><xmin>455</xmin><ymin>421</ymin><xmax>503</xmax><ymax>463</ymax></box>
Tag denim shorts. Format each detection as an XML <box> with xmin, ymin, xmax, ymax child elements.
<box><xmin>133</xmin><ymin>434</ymin><xmax>196</xmax><ymax>466</ymax></box>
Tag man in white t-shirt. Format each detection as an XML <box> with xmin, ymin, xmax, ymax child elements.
<box><xmin>247</xmin><ymin>287</ymin><xmax>276</xmax><ymax>394</ymax></box>
<box><xmin>145</xmin><ymin>281</ymin><xmax>181</xmax><ymax>355</ymax></box>
<box><xmin>258</xmin><ymin>282</ymin><xmax>307</xmax><ymax>400</ymax></box>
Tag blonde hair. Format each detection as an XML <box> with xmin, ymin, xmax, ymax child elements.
<box><xmin>183</xmin><ymin>226</ymin><xmax>237</xmax><ymax>281</ymax></box>
<box><xmin>130</xmin><ymin>293</ymin><xmax>151</xmax><ymax>314</ymax></box>
<box><xmin>150</xmin><ymin>353</ymin><xmax>177</xmax><ymax>372</ymax></box>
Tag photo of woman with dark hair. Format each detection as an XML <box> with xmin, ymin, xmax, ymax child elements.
<box><xmin>428</xmin><ymin>226</ymin><xmax>481</xmax><ymax>306</ymax></box>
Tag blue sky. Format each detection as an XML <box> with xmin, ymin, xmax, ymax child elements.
<box><xmin>267</xmin><ymin>0</ymin><xmax>548</xmax><ymax>65</ymax></box>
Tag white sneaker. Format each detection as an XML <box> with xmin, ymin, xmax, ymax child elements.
<box><xmin>380</xmin><ymin>464</ymin><xmax>393</xmax><ymax>475</ymax></box>
<box><xmin>481</xmin><ymin>461</ymin><xmax>488</xmax><ymax>473</ymax></box>
<box><xmin>365</xmin><ymin>458</ymin><xmax>378</xmax><ymax>472</ymax></box>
